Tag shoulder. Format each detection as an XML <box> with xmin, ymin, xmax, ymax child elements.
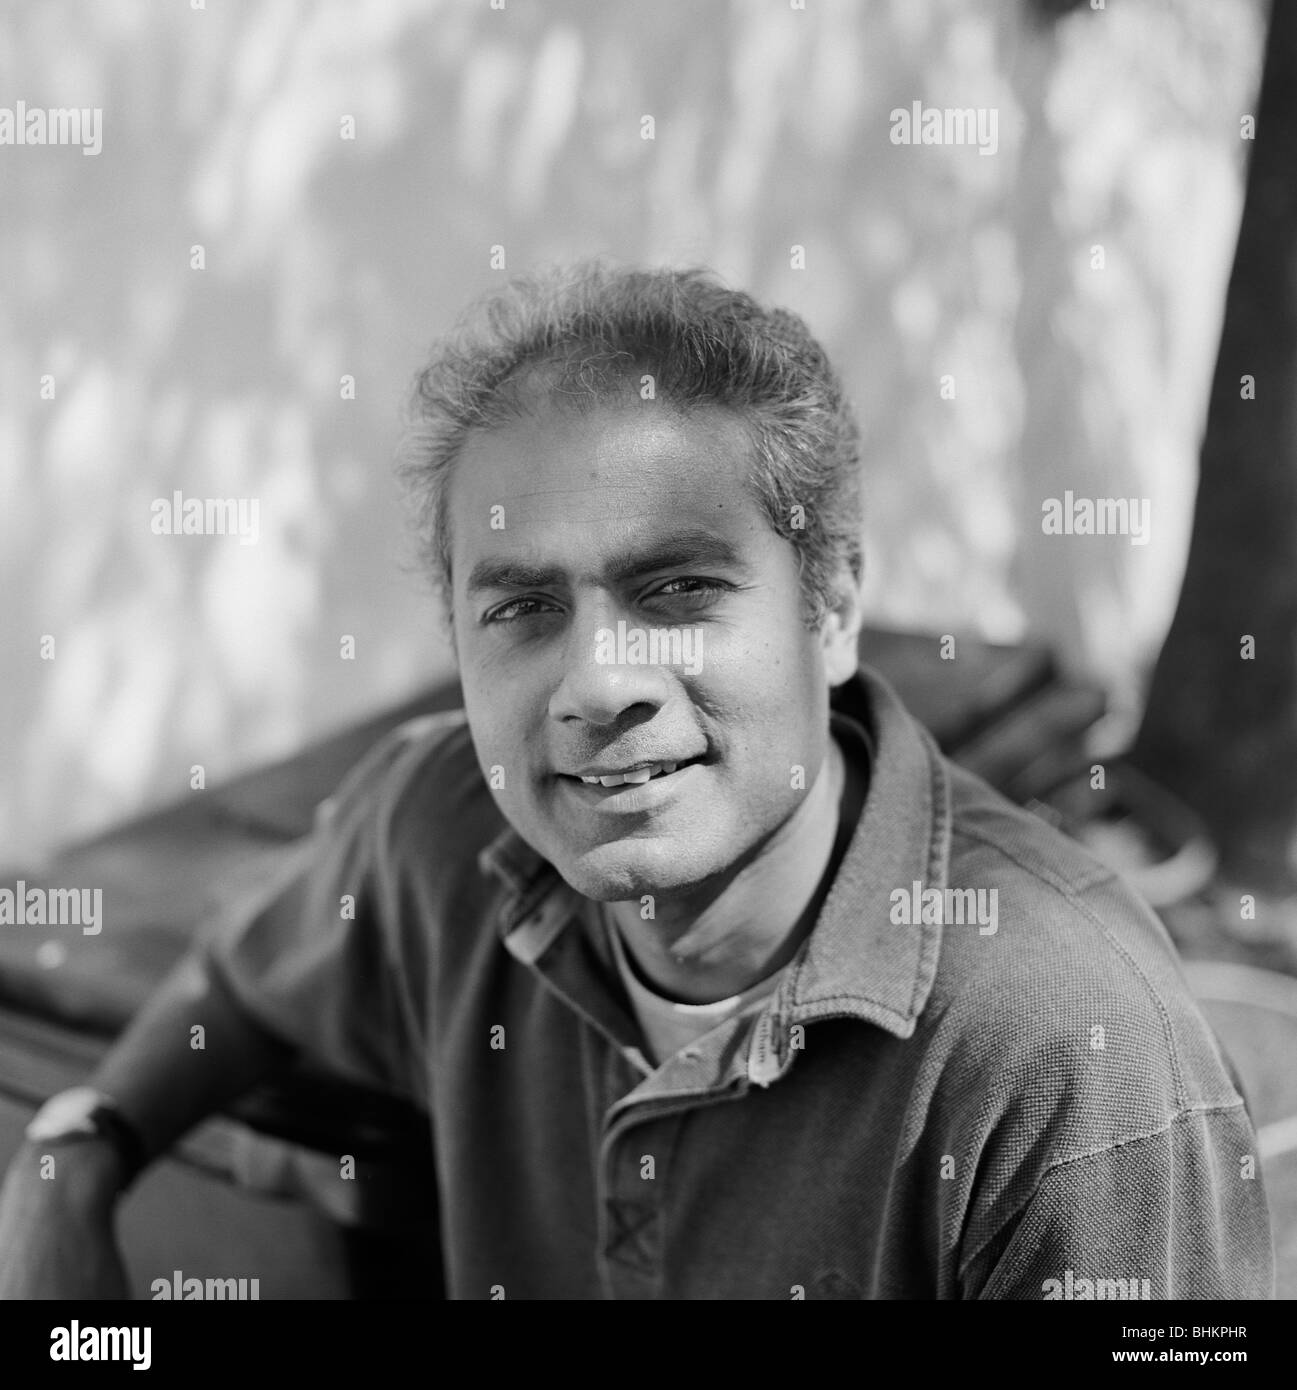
<box><xmin>316</xmin><ymin>708</ymin><xmax>506</xmax><ymax>876</ymax></box>
<box><xmin>911</xmin><ymin>760</ymin><xmax>1253</xmax><ymax>1278</ymax></box>
<box><xmin>929</xmin><ymin>759</ymin><xmax>1240</xmax><ymax>1139</ymax></box>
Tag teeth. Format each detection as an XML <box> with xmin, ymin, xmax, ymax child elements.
<box><xmin>579</xmin><ymin>760</ymin><xmax>680</xmax><ymax>787</ymax></box>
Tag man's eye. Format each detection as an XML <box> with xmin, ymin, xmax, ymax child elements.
<box><xmin>483</xmin><ymin>597</ymin><xmax>557</xmax><ymax>625</ymax></box>
<box><xmin>645</xmin><ymin>577</ymin><xmax>729</xmax><ymax>603</ymax></box>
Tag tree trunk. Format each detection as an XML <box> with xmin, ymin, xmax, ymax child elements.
<box><xmin>1130</xmin><ymin>0</ymin><xmax>1297</xmax><ymax>891</ymax></box>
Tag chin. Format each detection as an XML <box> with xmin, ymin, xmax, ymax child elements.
<box><xmin>553</xmin><ymin>837</ymin><xmax>718</xmax><ymax>904</ymax></box>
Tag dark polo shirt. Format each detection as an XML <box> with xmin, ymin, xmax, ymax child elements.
<box><xmin>204</xmin><ymin>666</ymin><xmax>1274</xmax><ymax>1300</ymax></box>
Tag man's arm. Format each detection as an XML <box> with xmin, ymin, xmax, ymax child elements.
<box><xmin>0</xmin><ymin>951</ymin><xmax>296</xmax><ymax>1299</ymax></box>
<box><xmin>1</xmin><ymin>717</ymin><xmax>445</xmax><ymax>1300</ymax></box>
<box><xmin>964</xmin><ymin>1104</ymin><xmax>1274</xmax><ymax>1300</ymax></box>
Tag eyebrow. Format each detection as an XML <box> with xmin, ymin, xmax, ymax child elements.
<box><xmin>466</xmin><ymin>528</ymin><xmax>747</xmax><ymax>595</ymax></box>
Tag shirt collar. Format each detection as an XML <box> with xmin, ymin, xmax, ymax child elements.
<box><xmin>477</xmin><ymin>663</ymin><xmax>951</xmax><ymax>1040</ymax></box>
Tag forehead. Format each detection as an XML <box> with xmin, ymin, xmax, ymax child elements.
<box><xmin>446</xmin><ymin>402</ymin><xmax>769</xmax><ymax>573</ymax></box>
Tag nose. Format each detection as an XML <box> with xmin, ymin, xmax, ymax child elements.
<box><xmin>547</xmin><ymin>606</ymin><xmax>672</xmax><ymax>728</ymax></box>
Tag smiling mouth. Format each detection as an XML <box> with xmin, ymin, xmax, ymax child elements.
<box><xmin>561</xmin><ymin>756</ymin><xmax>703</xmax><ymax>788</ymax></box>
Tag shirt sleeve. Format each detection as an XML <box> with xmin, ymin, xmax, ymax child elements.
<box><xmin>199</xmin><ymin>722</ymin><xmax>435</xmax><ymax>1105</ymax></box>
<box><xmin>966</xmin><ymin>1104</ymin><xmax>1275</xmax><ymax>1300</ymax></box>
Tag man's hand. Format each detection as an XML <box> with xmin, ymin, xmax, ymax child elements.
<box><xmin>0</xmin><ymin>953</ymin><xmax>298</xmax><ymax>1300</ymax></box>
<box><xmin>0</xmin><ymin>1139</ymin><xmax>130</xmax><ymax>1299</ymax></box>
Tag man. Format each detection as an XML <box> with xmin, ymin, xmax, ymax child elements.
<box><xmin>0</xmin><ymin>264</ymin><xmax>1274</xmax><ymax>1299</ymax></box>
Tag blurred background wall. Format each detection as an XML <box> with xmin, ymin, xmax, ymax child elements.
<box><xmin>0</xmin><ymin>0</ymin><xmax>1266</xmax><ymax>864</ymax></box>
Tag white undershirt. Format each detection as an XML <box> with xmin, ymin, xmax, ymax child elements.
<box><xmin>603</xmin><ymin>910</ymin><xmax>785</xmax><ymax>1068</ymax></box>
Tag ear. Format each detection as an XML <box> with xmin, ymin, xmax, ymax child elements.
<box><xmin>818</xmin><ymin>569</ymin><xmax>864</xmax><ymax>687</ymax></box>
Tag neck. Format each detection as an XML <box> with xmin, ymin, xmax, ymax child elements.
<box><xmin>606</xmin><ymin>732</ymin><xmax>857</xmax><ymax>1003</ymax></box>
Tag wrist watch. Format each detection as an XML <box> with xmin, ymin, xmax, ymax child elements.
<box><xmin>25</xmin><ymin>1086</ymin><xmax>149</xmax><ymax>1183</ymax></box>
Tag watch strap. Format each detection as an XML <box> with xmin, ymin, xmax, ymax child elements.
<box><xmin>86</xmin><ymin>1100</ymin><xmax>149</xmax><ymax>1185</ymax></box>
<box><xmin>26</xmin><ymin>1088</ymin><xmax>149</xmax><ymax>1186</ymax></box>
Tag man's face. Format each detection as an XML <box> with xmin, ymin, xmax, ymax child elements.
<box><xmin>448</xmin><ymin>396</ymin><xmax>859</xmax><ymax>904</ymax></box>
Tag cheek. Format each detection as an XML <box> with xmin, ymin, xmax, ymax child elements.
<box><xmin>460</xmin><ymin>665</ymin><xmax>550</xmax><ymax>797</ymax></box>
<box><xmin>459</xmin><ymin>670</ymin><xmax>514</xmax><ymax>761</ymax></box>
<box><xmin>458</xmin><ymin>631</ymin><xmax>521</xmax><ymax>708</ymax></box>
<box><xmin>727</xmin><ymin>615</ymin><xmax>824</xmax><ymax>707</ymax></box>
<box><xmin>733</xmin><ymin>648</ymin><xmax>828</xmax><ymax>767</ymax></box>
